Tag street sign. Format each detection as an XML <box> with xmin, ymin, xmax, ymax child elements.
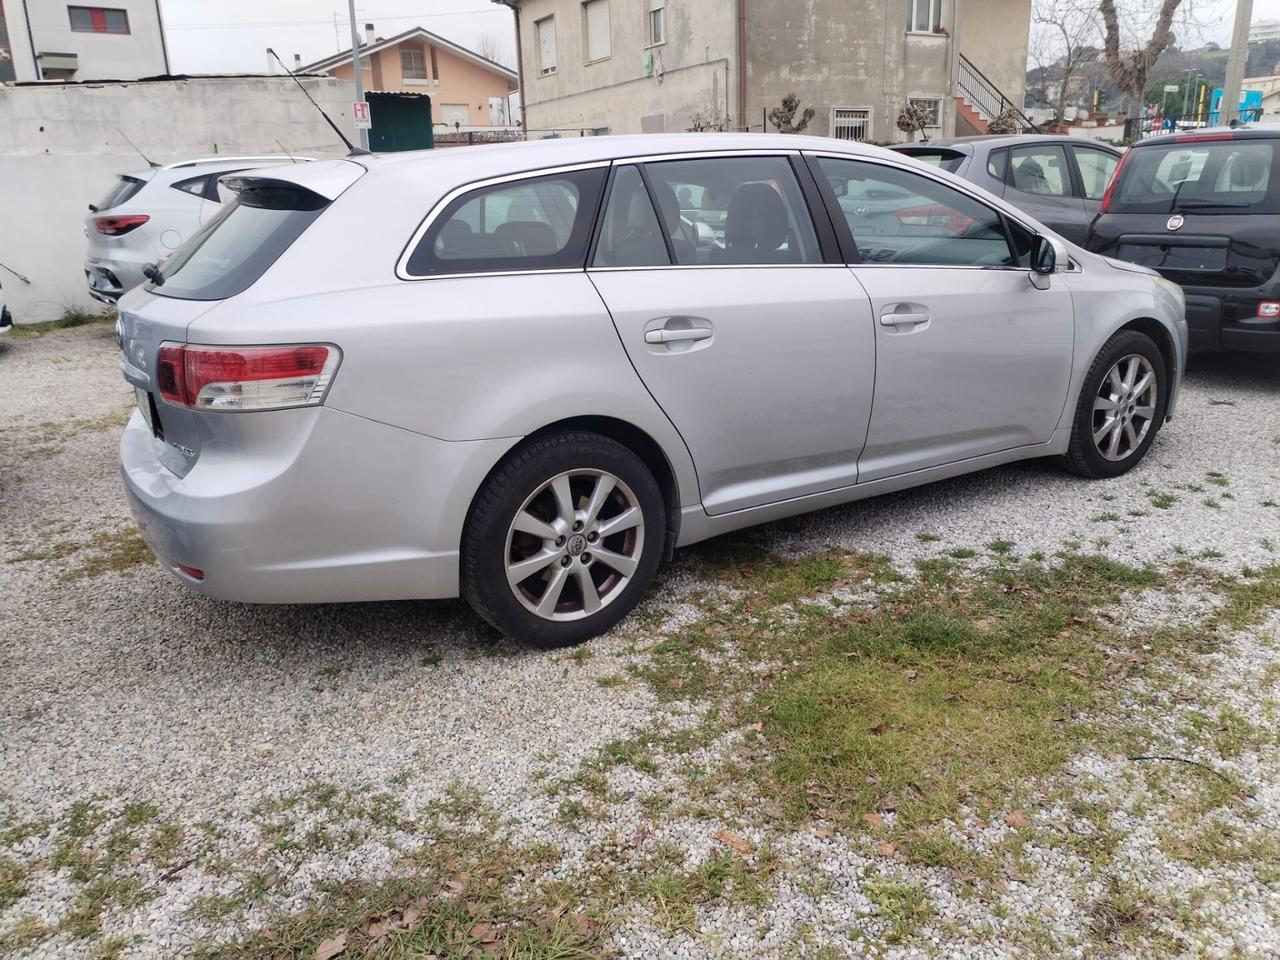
<box><xmin>1163</xmin><ymin>84</ymin><xmax>1179</xmax><ymax>93</ymax></box>
<box><xmin>353</xmin><ymin>100</ymin><xmax>371</xmax><ymax>129</ymax></box>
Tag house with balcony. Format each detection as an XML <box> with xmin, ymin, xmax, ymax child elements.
<box><xmin>301</xmin><ymin>24</ymin><xmax>519</xmax><ymax>149</ymax></box>
<box><xmin>1</xmin><ymin>0</ymin><xmax>170</xmax><ymax>82</ymax></box>
<box><xmin>495</xmin><ymin>0</ymin><xmax>1031</xmax><ymax>142</ymax></box>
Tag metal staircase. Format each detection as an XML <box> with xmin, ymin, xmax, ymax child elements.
<box><xmin>956</xmin><ymin>53</ymin><xmax>1034</xmax><ymax>134</ymax></box>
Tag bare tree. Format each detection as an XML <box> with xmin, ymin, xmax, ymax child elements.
<box><xmin>1029</xmin><ymin>0</ymin><xmax>1101</xmax><ymax>122</ymax></box>
<box><xmin>1099</xmin><ymin>0</ymin><xmax>1186</xmax><ymax>120</ymax></box>
<box><xmin>768</xmin><ymin>93</ymin><xmax>815</xmax><ymax>134</ymax></box>
<box><xmin>476</xmin><ymin>32</ymin><xmax>510</xmax><ymax>68</ymax></box>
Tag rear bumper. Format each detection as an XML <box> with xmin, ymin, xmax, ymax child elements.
<box><xmin>119</xmin><ymin>406</ymin><xmax>515</xmax><ymax>604</ymax></box>
<box><xmin>1180</xmin><ymin>291</ymin><xmax>1280</xmax><ymax>352</ymax></box>
<box><xmin>85</xmin><ymin>256</ymin><xmax>147</xmax><ymax>303</ymax></box>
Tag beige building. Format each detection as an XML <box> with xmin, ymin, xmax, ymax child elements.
<box><xmin>499</xmin><ymin>0</ymin><xmax>1031</xmax><ymax>142</ymax></box>
<box><xmin>302</xmin><ymin>24</ymin><xmax>518</xmax><ymax>130</ymax></box>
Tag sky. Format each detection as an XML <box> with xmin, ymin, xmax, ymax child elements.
<box><xmin>162</xmin><ymin>0</ymin><xmax>517</xmax><ymax>73</ymax></box>
<box><xmin>162</xmin><ymin>0</ymin><xmax>1280</xmax><ymax>75</ymax></box>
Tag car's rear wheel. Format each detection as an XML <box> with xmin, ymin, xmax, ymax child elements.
<box><xmin>1059</xmin><ymin>329</ymin><xmax>1168</xmax><ymax>478</ymax></box>
<box><xmin>461</xmin><ymin>431</ymin><xmax>665</xmax><ymax>648</ymax></box>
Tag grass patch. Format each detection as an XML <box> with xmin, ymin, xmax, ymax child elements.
<box><xmin>9</xmin><ymin>527</ymin><xmax>153</xmax><ymax>581</ymax></box>
<box><xmin>10</xmin><ymin>308</ymin><xmax>116</xmax><ymax>337</ymax></box>
<box><xmin>1146</xmin><ymin>491</ymin><xmax>1177</xmax><ymax>510</ymax></box>
<box><xmin>863</xmin><ymin>876</ymin><xmax>933</xmax><ymax>944</ymax></box>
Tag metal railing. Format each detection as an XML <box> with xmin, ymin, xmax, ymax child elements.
<box><xmin>956</xmin><ymin>53</ymin><xmax>1035</xmax><ymax>132</ymax></box>
<box><xmin>1123</xmin><ymin>108</ymin><xmax>1264</xmax><ymax>142</ymax></box>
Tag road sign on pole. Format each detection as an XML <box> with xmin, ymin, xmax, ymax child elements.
<box><xmin>353</xmin><ymin>100</ymin><xmax>371</xmax><ymax>129</ymax></box>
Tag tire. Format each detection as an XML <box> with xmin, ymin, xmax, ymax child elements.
<box><xmin>1058</xmin><ymin>329</ymin><xmax>1169</xmax><ymax>478</ymax></box>
<box><xmin>461</xmin><ymin>430</ymin><xmax>665</xmax><ymax>648</ymax></box>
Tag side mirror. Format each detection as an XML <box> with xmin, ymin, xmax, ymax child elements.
<box><xmin>1030</xmin><ymin>234</ymin><xmax>1068</xmax><ymax>289</ymax></box>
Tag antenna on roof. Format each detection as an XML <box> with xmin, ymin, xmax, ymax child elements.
<box><xmin>274</xmin><ymin>138</ymin><xmax>298</xmax><ymax>163</ymax></box>
<box><xmin>115</xmin><ymin>127</ymin><xmax>159</xmax><ymax>168</ymax></box>
<box><xmin>266</xmin><ymin>47</ymin><xmax>368</xmax><ymax>156</ymax></box>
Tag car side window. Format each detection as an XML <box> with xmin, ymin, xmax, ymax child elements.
<box><xmin>642</xmin><ymin>156</ymin><xmax>822</xmax><ymax>265</ymax></box>
<box><xmin>592</xmin><ymin>165</ymin><xmax>671</xmax><ymax>267</ymax></box>
<box><xmin>1072</xmin><ymin>148</ymin><xmax>1119</xmax><ymax>200</ymax></box>
<box><xmin>815</xmin><ymin>156</ymin><xmax>1015</xmax><ymax>267</ymax></box>
<box><xmin>405</xmin><ymin>167</ymin><xmax>607</xmax><ymax>276</ymax></box>
<box><xmin>986</xmin><ymin>149</ymin><xmax>1008</xmax><ymax>182</ymax></box>
<box><xmin>172</xmin><ymin>174</ymin><xmax>212</xmax><ymax>200</ymax></box>
<box><xmin>1008</xmin><ymin>145</ymin><xmax>1071</xmax><ymax>197</ymax></box>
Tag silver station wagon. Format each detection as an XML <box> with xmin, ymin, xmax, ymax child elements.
<box><xmin>118</xmin><ymin>133</ymin><xmax>1187</xmax><ymax>647</ymax></box>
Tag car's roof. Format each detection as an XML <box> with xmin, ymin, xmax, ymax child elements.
<box><xmin>891</xmin><ymin>134</ymin><xmax>1121</xmax><ymax>153</ymax></box>
<box><xmin>353</xmin><ymin>132</ymin><xmax>885</xmax><ymax>177</ymax></box>
<box><xmin>1133</xmin><ymin>125</ymin><xmax>1280</xmax><ymax>147</ymax></box>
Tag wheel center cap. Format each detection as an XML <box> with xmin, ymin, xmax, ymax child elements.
<box><xmin>566</xmin><ymin>534</ymin><xmax>587</xmax><ymax>556</ymax></box>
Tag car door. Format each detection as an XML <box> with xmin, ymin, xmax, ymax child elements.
<box><xmin>1002</xmin><ymin>143</ymin><xmax>1088</xmax><ymax>243</ymax></box>
<box><xmin>1068</xmin><ymin>144</ymin><xmax>1121</xmax><ymax>225</ymax></box>
<box><xmin>588</xmin><ymin>155</ymin><xmax>877</xmax><ymax>516</ymax></box>
<box><xmin>808</xmin><ymin>153</ymin><xmax>1075</xmax><ymax>483</ymax></box>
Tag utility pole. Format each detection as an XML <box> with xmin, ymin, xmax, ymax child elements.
<box><xmin>347</xmin><ymin>0</ymin><xmax>370</xmax><ymax>150</ymax></box>
<box><xmin>1220</xmin><ymin>0</ymin><xmax>1253</xmax><ymax>125</ymax></box>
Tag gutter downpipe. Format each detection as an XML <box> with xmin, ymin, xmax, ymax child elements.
<box><xmin>736</xmin><ymin>0</ymin><xmax>747</xmax><ymax>131</ymax></box>
<box><xmin>20</xmin><ymin>0</ymin><xmax>40</xmax><ymax>80</ymax></box>
<box><xmin>494</xmin><ymin>0</ymin><xmax>529</xmax><ymax>139</ymax></box>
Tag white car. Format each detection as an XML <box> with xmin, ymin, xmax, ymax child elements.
<box><xmin>84</xmin><ymin>156</ymin><xmax>311</xmax><ymax>304</ymax></box>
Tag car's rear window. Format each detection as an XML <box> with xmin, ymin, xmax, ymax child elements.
<box><xmin>1111</xmin><ymin>139</ymin><xmax>1278</xmax><ymax>214</ymax></box>
<box><xmin>150</xmin><ymin>185</ymin><xmax>327</xmax><ymax>301</ymax></box>
<box><xmin>894</xmin><ymin>148</ymin><xmax>966</xmax><ymax>173</ymax></box>
<box><xmin>96</xmin><ymin>175</ymin><xmax>148</xmax><ymax>211</ymax></box>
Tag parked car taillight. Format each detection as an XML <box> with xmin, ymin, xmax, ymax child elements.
<box><xmin>155</xmin><ymin>343</ymin><xmax>340</xmax><ymax>412</ymax></box>
<box><xmin>91</xmin><ymin>214</ymin><xmax>151</xmax><ymax>236</ymax></box>
<box><xmin>1098</xmin><ymin>150</ymin><xmax>1130</xmax><ymax>215</ymax></box>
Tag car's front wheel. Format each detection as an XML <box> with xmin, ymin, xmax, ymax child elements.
<box><xmin>461</xmin><ymin>431</ymin><xmax>665</xmax><ymax>648</ymax></box>
<box><xmin>1059</xmin><ymin>329</ymin><xmax>1168</xmax><ymax>478</ymax></box>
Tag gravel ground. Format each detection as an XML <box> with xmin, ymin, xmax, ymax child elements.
<box><xmin>1</xmin><ymin>325</ymin><xmax>1277</xmax><ymax>958</ymax></box>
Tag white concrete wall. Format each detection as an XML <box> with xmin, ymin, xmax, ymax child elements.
<box><xmin>0</xmin><ymin>77</ymin><xmax>357</xmax><ymax>322</ymax></box>
<box><xmin>1</xmin><ymin>0</ymin><xmax>168</xmax><ymax>81</ymax></box>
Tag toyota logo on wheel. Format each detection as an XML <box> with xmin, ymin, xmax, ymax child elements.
<box><xmin>1166</xmin><ymin>214</ymin><xmax>1185</xmax><ymax>231</ymax></box>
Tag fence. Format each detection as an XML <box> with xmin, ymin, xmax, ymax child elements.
<box><xmin>1123</xmin><ymin>108</ymin><xmax>1264</xmax><ymax>142</ymax></box>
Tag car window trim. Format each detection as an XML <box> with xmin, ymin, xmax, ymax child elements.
<box><xmin>634</xmin><ymin>163</ymin><xmax>679</xmax><ymax>265</ymax></box>
<box><xmin>790</xmin><ymin>153</ymin><xmax>843</xmax><ymax>264</ymax></box>
<box><xmin>801</xmin><ymin>150</ymin><xmax>1033</xmax><ymax>272</ymax></box>
<box><xmin>396</xmin><ymin>160</ymin><xmax>612</xmax><ymax>281</ymax></box>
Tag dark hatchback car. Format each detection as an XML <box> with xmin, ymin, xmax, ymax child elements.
<box><xmin>1088</xmin><ymin>126</ymin><xmax>1280</xmax><ymax>353</ymax></box>
<box><xmin>890</xmin><ymin>135</ymin><xmax>1122</xmax><ymax>245</ymax></box>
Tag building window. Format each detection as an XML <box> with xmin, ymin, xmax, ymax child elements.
<box><xmin>430</xmin><ymin>45</ymin><xmax>439</xmax><ymax>83</ymax></box>
<box><xmin>647</xmin><ymin>0</ymin><xmax>665</xmax><ymax>46</ymax></box>
<box><xmin>68</xmin><ymin>6</ymin><xmax>130</xmax><ymax>34</ymax></box>
<box><xmin>832</xmin><ymin>107</ymin><xmax>871</xmax><ymax>141</ymax></box>
<box><xmin>908</xmin><ymin>97</ymin><xmax>942</xmax><ymax>127</ymax></box>
<box><xmin>401</xmin><ymin>48</ymin><xmax>427</xmax><ymax>80</ymax></box>
<box><xmin>536</xmin><ymin>16</ymin><xmax>557</xmax><ymax>75</ymax></box>
<box><xmin>583</xmin><ymin>0</ymin><xmax>610</xmax><ymax>63</ymax></box>
<box><xmin>906</xmin><ymin>0</ymin><xmax>941</xmax><ymax>33</ymax></box>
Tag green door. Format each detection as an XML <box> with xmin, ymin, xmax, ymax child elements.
<box><xmin>368</xmin><ymin>95</ymin><xmax>434</xmax><ymax>152</ymax></box>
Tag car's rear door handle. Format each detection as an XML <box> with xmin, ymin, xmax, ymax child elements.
<box><xmin>644</xmin><ymin>328</ymin><xmax>713</xmax><ymax>344</ymax></box>
<box><xmin>879</xmin><ymin>311</ymin><xmax>930</xmax><ymax>327</ymax></box>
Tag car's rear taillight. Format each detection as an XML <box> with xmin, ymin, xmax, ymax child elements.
<box><xmin>1098</xmin><ymin>149</ymin><xmax>1130</xmax><ymax>215</ymax></box>
<box><xmin>91</xmin><ymin>214</ymin><xmax>150</xmax><ymax>236</ymax></box>
<box><xmin>155</xmin><ymin>343</ymin><xmax>340</xmax><ymax>412</ymax></box>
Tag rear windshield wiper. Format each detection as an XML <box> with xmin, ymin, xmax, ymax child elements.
<box><xmin>1171</xmin><ymin>200</ymin><xmax>1252</xmax><ymax>210</ymax></box>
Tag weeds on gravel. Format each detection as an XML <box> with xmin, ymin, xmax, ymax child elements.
<box><xmin>8</xmin><ymin>527</ymin><xmax>152</xmax><ymax>581</ymax></box>
<box><xmin>10</xmin><ymin>308</ymin><xmax>115</xmax><ymax>337</ymax></box>
<box><xmin>862</xmin><ymin>876</ymin><xmax>933</xmax><ymax>944</ymax></box>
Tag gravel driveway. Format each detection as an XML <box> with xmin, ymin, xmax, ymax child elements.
<box><xmin>2</xmin><ymin>322</ymin><xmax>1278</xmax><ymax>959</ymax></box>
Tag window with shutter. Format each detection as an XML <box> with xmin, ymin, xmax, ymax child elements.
<box><xmin>536</xmin><ymin>16</ymin><xmax>557</xmax><ymax>75</ymax></box>
<box><xmin>583</xmin><ymin>0</ymin><xmax>610</xmax><ymax>63</ymax></box>
<box><xmin>647</xmin><ymin>0</ymin><xmax>665</xmax><ymax>45</ymax></box>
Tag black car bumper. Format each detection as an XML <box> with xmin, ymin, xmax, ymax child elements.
<box><xmin>1184</xmin><ymin>291</ymin><xmax>1280</xmax><ymax>352</ymax></box>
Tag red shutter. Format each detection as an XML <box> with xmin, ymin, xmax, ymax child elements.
<box><xmin>90</xmin><ymin>8</ymin><xmax>106</xmax><ymax>32</ymax></box>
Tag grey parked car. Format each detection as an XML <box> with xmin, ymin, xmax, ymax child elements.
<box><xmin>890</xmin><ymin>135</ymin><xmax>1123</xmax><ymax>245</ymax></box>
<box><xmin>118</xmin><ymin>133</ymin><xmax>1185</xmax><ymax>648</ymax></box>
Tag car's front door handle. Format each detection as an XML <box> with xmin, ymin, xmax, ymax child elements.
<box><xmin>644</xmin><ymin>328</ymin><xmax>713</xmax><ymax>345</ymax></box>
<box><xmin>879</xmin><ymin>312</ymin><xmax>929</xmax><ymax>327</ymax></box>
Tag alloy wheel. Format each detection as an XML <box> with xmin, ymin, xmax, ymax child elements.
<box><xmin>504</xmin><ymin>469</ymin><xmax>645</xmax><ymax>621</ymax></box>
<box><xmin>1092</xmin><ymin>353</ymin><xmax>1158</xmax><ymax>462</ymax></box>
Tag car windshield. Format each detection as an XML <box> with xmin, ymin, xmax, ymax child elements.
<box><xmin>150</xmin><ymin>184</ymin><xmax>327</xmax><ymax>301</ymax></box>
<box><xmin>1111</xmin><ymin>139</ymin><xmax>1277</xmax><ymax>214</ymax></box>
<box><xmin>96</xmin><ymin>174</ymin><xmax>149</xmax><ymax>211</ymax></box>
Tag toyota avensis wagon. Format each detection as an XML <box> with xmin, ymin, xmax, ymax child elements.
<box><xmin>118</xmin><ymin>134</ymin><xmax>1187</xmax><ymax>648</ymax></box>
